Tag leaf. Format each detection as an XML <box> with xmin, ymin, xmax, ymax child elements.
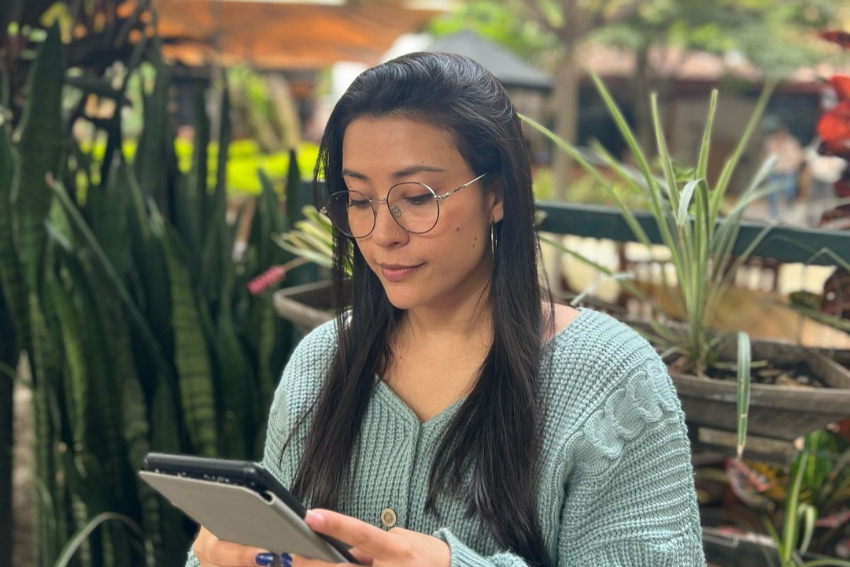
<box><xmin>677</xmin><ymin>180</ymin><xmax>701</xmax><ymax>228</ymax></box>
<box><xmin>10</xmin><ymin>24</ymin><xmax>65</xmax><ymax>292</ymax></box>
<box><xmin>88</xmin><ymin>160</ymin><xmax>133</xmax><ymax>277</ymax></box>
<box><xmin>134</xmin><ymin>53</ymin><xmax>173</xmax><ymax>216</ymax></box>
<box><xmin>797</xmin><ymin>503</ymin><xmax>817</xmax><ymax>556</ymax></box>
<box><xmin>151</xmin><ymin>207</ymin><xmax>219</xmax><ymax>457</ymax></box>
<box><xmin>0</xmin><ymin>109</ymin><xmax>29</xmax><ymax>354</ymax></box>
<box><xmin>285</xmin><ymin>147</ymin><xmax>302</xmax><ymax>230</ymax></box>
<box><xmin>49</xmin><ymin>177</ymin><xmax>173</xmax><ymax>384</ymax></box>
<box><xmin>54</xmin><ymin>512</ymin><xmax>145</xmax><ymax>567</ymax></box>
<box><xmin>256</xmin><ymin>168</ymin><xmax>289</xmax><ymax>268</ymax></box>
<box><xmin>782</xmin><ymin>449</ymin><xmax>808</xmax><ymax>563</ymax></box>
<box><xmin>736</xmin><ymin>332</ymin><xmax>751</xmax><ymax>460</ymax></box>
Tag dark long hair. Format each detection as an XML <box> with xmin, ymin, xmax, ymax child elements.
<box><xmin>286</xmin><ymin>52</ymin><xmax>548</xmax><ymax>566</ymax></box>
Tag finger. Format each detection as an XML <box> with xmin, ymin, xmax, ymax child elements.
<box><xmin>304</xmin><ymin>510</ymin><xmax>400</xmax><ymax>558</ymax></box>
<box><xmin>347</xmin><ymin>548</ymin><xmax>374</xmax><ymax>565</ymax></box>
<box><xmin>194</xmin><ymin>527</ymin><xmax>268</xmax><ymax>567</ymax></box>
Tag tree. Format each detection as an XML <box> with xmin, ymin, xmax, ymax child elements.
<box><xmin>492</xmin><ymin>0</ymin><xmax>647</xmax><ymax>197</ymax></box>
<box><xmin>439</xmin><ymin>0</ymin><xmax>847</xmax><ymax>196</ymax></box>
<box><xmin>598</xmin><ymin>0</ymin><xmax>845</xmax><ymax>154</ymax></box>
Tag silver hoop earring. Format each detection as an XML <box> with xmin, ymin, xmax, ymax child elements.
<box><xmin>490</xmin><ymin>221</ymin><xmax>497</xmax><ymax>258</ymax></box>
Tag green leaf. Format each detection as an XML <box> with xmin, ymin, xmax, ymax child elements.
<box><xmin>135</xmin><ymin>54</ymin><xmax>173</xmax><ymax>215</ymax></box>
<box><xmin>797</xmin><ymin>503</ymin><xmax>817</xmax><ymax>556</ymax></box>
<box><xmin>177</xmin><ymin>89</ymin><xmax>209</xmax><ymax>265</ymax></box>
<box><xmin>53</xmin><ymin>512</ymin><xmax>145</xmax><ymax>567</ymax></box>
<box><xmin>782</xmin><ymin>449</ymin><xmax>809</xmax><ymax>562</ymax></box>
<box><xmin>695</xmin><ymin>90</ymin><xmax>717</xmax><ymax>183</ymax></box>
<box><xmin>151</xmin><ymin>207</ymin><xmax>219</xmax><ymax>457</ymax></box>
<box><xmin>735</xmin><ymin>332</ymin><xmax>751</xmax><ymax>460</ymax></box>
<box><xmin>0</xmin><ymin>110</ymin><xmax>29</xmax><ymax>354</ymax></box>
<box><xmin>89</xmin><ymin>160</ymin><xmax>133</xmax><ymax>277</ymax></box>
<box><xmin>286</xmin><ymin>147</ymin><xmax>302</xmax><ymax>229</ymax></box>
<box><xmin>49</xmin><ymin>178</ymin><xmax>173</xmax><ymax>383</ymax></box>
<box><xmin>677</xmin><ymin>180</ymin><xmax>701</xmax><ymax>227</ymax></box>
<box><xmin>10</xmin><ymin>24</ymin><xmax>65</xmax><ymax>292</ymax></box>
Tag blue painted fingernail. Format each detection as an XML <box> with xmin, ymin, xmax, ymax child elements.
<box><xmin>280</xmin><ymin>553</ymin><xmax>292</xmax><ymax>566</ymax></box>
<box><xmin>255</xmin><ymin>553</ymin><xmax>275</xmax><ymax>566</ymax></box>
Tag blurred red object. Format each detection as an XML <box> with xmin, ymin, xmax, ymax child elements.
<box><xmin>817</xmin><ymin>75</ymin><xmax>850</xmax><ymax>158</ymax></box>
<box><xmin>819</xmin><ymin>30</ymin><xmax>850</xmax><ymax>49</ymax></box>
<box><xmin>830</xmin><ymin>75</ymin><xmax>850</xmax><ymax>101</ymax></box>
<box><xmin>818</xmin><ymin>99</ymin><xmax>850</xmax><ymax>159</ymax></box>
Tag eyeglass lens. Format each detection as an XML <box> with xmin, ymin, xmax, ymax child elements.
<box><xmin>327</xmin><ymin>182</ymin><xmax>439</xmax><ymax>237</ymax></box>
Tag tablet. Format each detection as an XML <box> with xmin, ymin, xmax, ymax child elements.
<box><xmin>139</xmin><ymin>452</ymin><xmax>359</xmax><ymax>563</ymax></box>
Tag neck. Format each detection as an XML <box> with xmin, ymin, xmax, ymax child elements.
<box><xmin>399</xmin><ymin>280</ymin><xmax>493</xmax><ymax>347</ymax></box>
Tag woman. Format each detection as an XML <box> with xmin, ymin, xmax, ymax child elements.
<box><xmin>190</xmin><ymin>52</ymin><xmax>706</xmax><ymax>567</ymax></box>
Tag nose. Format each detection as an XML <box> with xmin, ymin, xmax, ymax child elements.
<box><xmin>370</xmin><ymin>201</ymin><xmax>407</xmax><ymax>247</ymax></box>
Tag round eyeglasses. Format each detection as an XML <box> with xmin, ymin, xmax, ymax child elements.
<box><xmin>320</xmin><ymin>173</ymin><xmax>489</xmax><ymax>238</ymax></box>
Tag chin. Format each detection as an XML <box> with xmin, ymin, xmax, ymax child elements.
<box><xmin>382</xmin><ymin>291</ymin><xmax>420</xmax><ymax>311</ymax></box>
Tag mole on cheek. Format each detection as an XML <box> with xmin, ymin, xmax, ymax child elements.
<box><xmin>456</xmin><ymin>226</ymin><xmax>461</xmax><ymax>232</ymax></box>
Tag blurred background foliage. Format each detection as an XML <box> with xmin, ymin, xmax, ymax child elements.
<box><xmin>431</xmin><ymin>0</ymin><xmax>845</xmax><ymax>177</ymax></box>
<box><xmin>0</xmin><ymin>2</ymin><xmax>310</xmax><ymax>567</ymax></box>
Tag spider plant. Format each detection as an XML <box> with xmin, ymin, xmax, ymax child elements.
<box><xmin>762</xmin><ymin>448</ymin><xmax>850</xmax><ymax>567</ymax></box>
<box><xmin>523</xmin><ymin>73</ymin><xmax>780</xmax><ymax>458</ymax></box>
<box><xmin>273</xmin><ymin>205</ymin><xmax>335</xmax><ymax>270</ymax></box>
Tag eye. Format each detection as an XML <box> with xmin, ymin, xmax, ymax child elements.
<box><xmin>348</xmin><ymin>197</ymin><xmax>371</xmax><ymax>209</ymax></box>
<box><xmin>404</xmin><ymin>192</ymin><xmax>435</xmax><ymax>206</ymax></box>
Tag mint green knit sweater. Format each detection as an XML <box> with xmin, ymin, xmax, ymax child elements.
<box><xmin>187</xmin><ymin>309</ymin><xmax>706</xmax><ymax>566</ymax></box>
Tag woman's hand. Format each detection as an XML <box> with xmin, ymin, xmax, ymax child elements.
<box><xmin>296</xmin><ymin>509</ymin><xmax>451</xmax><ymax>567</ymax></box>
<box><xmin>192</xmin><ymin>525</ymin><xmax>269</xmax><ymax>566</ymax></box>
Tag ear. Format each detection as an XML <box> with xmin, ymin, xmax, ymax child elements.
<box><xmin>487</xmin><ymin>180</ymin><xmax>504</xmax><ymax>224</ymax></box>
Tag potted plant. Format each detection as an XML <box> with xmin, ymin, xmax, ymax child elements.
<box><xmin>701</xmin><ymin>427</ymin><xmax>850</xmax><ymax>566</ymax></box>
<box><xmin>522</xmin><ymin>73</ymin><xmax>850</xmax><ymax>458</ymax></box>
<box><xmin>271</xmin><ymin>205</ymin><xmax>337</xmax><ymax>332</ymax></box>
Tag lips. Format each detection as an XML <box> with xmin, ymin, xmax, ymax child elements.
<box><xmin>378</xmin><ymin>263</ymin><xmax>424</xmax><ymax>282</ymax></box>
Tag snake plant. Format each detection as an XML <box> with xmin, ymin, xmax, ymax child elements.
<box><xmin>0</xmin><ymin>23</ymin><xmax>300</xmax><ymax>567</ymax></box>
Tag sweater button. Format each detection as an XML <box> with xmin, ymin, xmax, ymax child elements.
<box><xmin>380</xmin><ymin>508</ymin><xmax>397</xmax><ymax>528</ymax></box>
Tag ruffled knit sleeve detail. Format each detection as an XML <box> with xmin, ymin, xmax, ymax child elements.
<box><xmin>569</xmin><ymin>355</ymin><xmax>682</xmax><ymax>476</ymax></box>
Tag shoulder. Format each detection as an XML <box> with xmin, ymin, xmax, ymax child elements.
<box><xmin>288</xmin><ymin>318</ymin><xmax>340</xmax><ymax>366</ymax></box>
<box><xmin>540</xmin><ymin>309</ymin><xmax>681</xmax><ymax>429</ymax></box>
<box><xmin>544</xmin><ymin>308</ymin><xmax>661</xmax><ymax>377</ymax></box>
<box><xmin>270</xmin><ymin>319</ymin><xmax>340</xmax><ymax>413</ymax></box>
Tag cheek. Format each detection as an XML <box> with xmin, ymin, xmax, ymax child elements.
<box><xmin>451</xmin><ymin>223</ymin><xmax>485</xmax><ymax>254</ymax></box>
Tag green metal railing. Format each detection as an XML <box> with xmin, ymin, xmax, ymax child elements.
<box><xmin>536</xmin><ymin>201</ymin><xmax>850</xmax><ymax>266</ymax></box>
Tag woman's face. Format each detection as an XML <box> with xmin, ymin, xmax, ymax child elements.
<box><xmin>341</xmin><ymin>116</ymin><xmax>503</xmax><ymax>312</ymax></box>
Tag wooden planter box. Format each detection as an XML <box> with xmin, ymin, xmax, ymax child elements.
<box><xmin>672</xmin><ymin>340</ymin><xmax>850</xmax><ymax>444</ymax></box>
<box><xmin>701</xmin><ymin>526</ymin><xmax>779</xmax><ymax>567</ymax></box>
<box><xmin>272</xmin><ymin>280</ymin><xmax>335</xmax><ymax>334</ymax></box>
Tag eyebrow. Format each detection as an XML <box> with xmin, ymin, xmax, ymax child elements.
<box><xmin>341</xmin><ymin>164</ymin><xmax>448</xmax><ymax>181</ymax></box>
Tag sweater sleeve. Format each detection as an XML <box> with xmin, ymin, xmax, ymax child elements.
<box><xmin>433</xmin><ymin>353</ymin><xmax>706</xmax><ymax>567</ymax></box>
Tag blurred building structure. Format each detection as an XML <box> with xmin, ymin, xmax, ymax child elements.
<box><xmin>147</xmin><ymin>0</ymin><xmax>845</xmax><ymax>192</ymax></box>
<box><xmin>149</xmin><ymin>0</ymin><xmax>444</xmax><ymax>138</ymax></box>
<box><xmin>425</xmin><ymin>30</ymin><xmax>553</xmax><ymax>166</ymax></box>
<box><xmin>571</xmin><ymin>43</ymin><xmax>843</xmax><ymax>192</ymax></box>
<box><xmin>153</xmin><ymin>0</ymin><xmax>444</xmax><ymax>69</ymax></box>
